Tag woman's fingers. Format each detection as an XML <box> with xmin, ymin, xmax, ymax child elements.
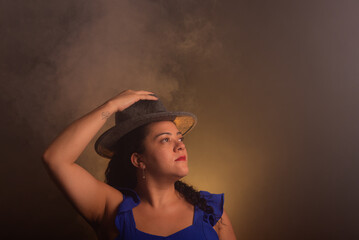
<box><xmin>138</xmin><ymin>93</ymin><xmax>158</xmax><ymax>101</ymax></box>
<box><xmin>136</xmin><ymin>90</ymin><xmax>156</xmax><ymax>95</ymax></box>
<box><xmin>108</xmin><ymin>89</ymin><xmax>158</xmax><ymax>112</ymax></box>
<box><xmin>128</xmin><ymin>90</ymin><xmax>158</xmax><ymax>101</ymax></box>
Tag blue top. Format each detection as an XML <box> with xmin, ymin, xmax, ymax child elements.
<box><xmin>114</xmin><ymin>188</ymin><xmax>224</xmax><ymax>240</ymax></box>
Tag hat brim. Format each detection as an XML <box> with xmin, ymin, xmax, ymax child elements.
<box><xmin>94</xmin><ymin>112</ymin><xmax>197</xmax><ymax>159</ymax></box>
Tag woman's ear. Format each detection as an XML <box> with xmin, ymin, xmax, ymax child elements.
<box><xmin>131</xmin><ymin>153</ymin><xmax>145</xmax><ymax>168</ymax></box>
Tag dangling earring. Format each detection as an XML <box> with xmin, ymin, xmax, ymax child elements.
<box><xmin>142</xmin><ymin>168</ymin><xmax>146</xmax><ymax>180</ymax></box>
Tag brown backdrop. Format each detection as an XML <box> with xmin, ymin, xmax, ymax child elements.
<box><xmin>1</xmin><ymin>0</ymin><xmax>359</xmax><ymax>239</ymax></box>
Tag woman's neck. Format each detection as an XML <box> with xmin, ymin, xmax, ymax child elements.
<box><xmin>134</xmin><ymin>178</ymin><xmax>181</xmax><ymax>209</ymax></box>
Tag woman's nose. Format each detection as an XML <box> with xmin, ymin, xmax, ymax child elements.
<box><xmin>175</xmin><ymin>141</ymin><xmax>185</xmax><ymax>151</ymax></box>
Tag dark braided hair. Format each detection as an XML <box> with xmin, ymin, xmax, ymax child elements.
<box><xmin>105</xmin><ymin>122</ymin><xmax>213</xmax><ymax>214</ymax></box>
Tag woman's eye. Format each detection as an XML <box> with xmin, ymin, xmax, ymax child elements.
<box><xmin>179</xmin><ymin>137</ymin><xmax>184</xmax><ymax>142</ymax></box>
<box><xmin>161</xmin><ymin>138</ymin><xmax>170</xmax><ymax>143</ymax></box>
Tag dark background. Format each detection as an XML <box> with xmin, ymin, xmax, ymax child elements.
<box><xmin>1</xmin><ymin>0</ymin><xmax>359</xmax><ymax>239</ymax></box>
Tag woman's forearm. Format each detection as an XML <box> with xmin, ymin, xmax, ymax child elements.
<box><xmin>42</xmin><ymin>101</ymin><xmax>116</xmax><ymax>165</ymax></box>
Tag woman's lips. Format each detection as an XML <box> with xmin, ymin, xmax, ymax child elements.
<box><xmin>175</xmin><ymin>156</ymin><xmax>186</xmax><ymax>161</ymax></box>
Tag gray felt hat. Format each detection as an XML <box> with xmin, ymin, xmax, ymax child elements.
<box><xmin>94</xmin><ymin>98</ymin><xmax>197</xmax><ymax>159</ymax></box>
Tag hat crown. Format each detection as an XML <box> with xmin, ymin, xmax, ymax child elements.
<box><xmin>115</xmin><ymin>99</ymin><xmax>167</xmax><ymax>125</ymax></box>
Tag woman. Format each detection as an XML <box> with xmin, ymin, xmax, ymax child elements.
<box><xmin>42</xmin><ymin>90</ymin><xmax>236</xmax><ymax>240</ymax></box>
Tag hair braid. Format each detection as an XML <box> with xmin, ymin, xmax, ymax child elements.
<box><xmin>175</xmin><ymin>180</ymin><xmax>214</xmax><ymax>214</ymax></box>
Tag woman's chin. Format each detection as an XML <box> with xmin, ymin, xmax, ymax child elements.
<box><xmin>176</xmin><ymin>168</ymin><xmax>189</xmax><ymax>179</ymax></box>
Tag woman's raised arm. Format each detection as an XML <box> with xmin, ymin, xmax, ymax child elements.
<box><xmin>42</xmin><ymin>90</ymin><xmax>157</xmax><ymax>224</ymax></box>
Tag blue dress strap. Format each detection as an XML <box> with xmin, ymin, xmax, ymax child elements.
<box><xmin>114</xmin><ymin>187</ymin><xmax>140</xmax><ymax>237</ymax></box>
<box><xmin>117</xmin><ymin>188</ymin><xmax>140</xmax><ymax>212</ymax></box>
<box><xmin>199</xmin><ymin>191</ymin><xmax>224</xmax><ymax>226</ymax></box>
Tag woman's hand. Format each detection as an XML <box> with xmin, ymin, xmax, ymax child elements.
<box><xmin>107</xmin><ymin>89</ymin><xmax>158</xmax><ymax>112</ymax></box>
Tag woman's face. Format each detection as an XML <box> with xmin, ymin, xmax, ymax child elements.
<box><xmin>141</xmin><ymin>121</ymin><xmax>189</xmax><ymax>180</ymax></box>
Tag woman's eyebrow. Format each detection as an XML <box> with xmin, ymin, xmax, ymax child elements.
<box><xmin>153</xmin><ymin>132</ymin><xmax>182</xmax><ymax>140</ymax></box>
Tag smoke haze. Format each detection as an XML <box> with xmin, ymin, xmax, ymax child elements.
<box><xmin>1</xmin><ymin>0</ymin><xmax>359</xmax><ymax>239</ymax></box>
